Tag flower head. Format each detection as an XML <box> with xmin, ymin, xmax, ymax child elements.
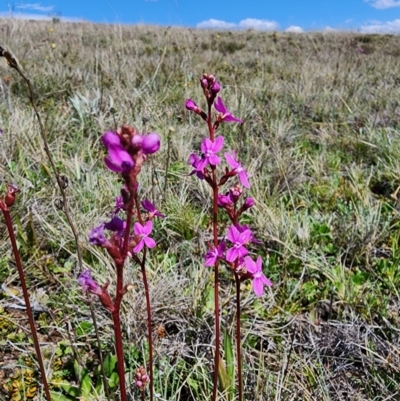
<box><xmin>142</xmin><ymin>133</ymin><xmax>160</xmax><ymax>154</ymax></box>
<box><xmin>226</xmin><ymin>225</ymin><xmax>252</xmax><ymax>262</ymax></box>
<box><xmin>189</xmin><ymin>153</ymin><xmax>205</xmax><ymax>179</ymax></box>
<box><xmin>133</xmin><ymin>220</ymin><xmax>156</xmax><ymax>253</ymax></box>
<box><xmin>89</xmin><ymin>224</ymin><xmax>109</xmax><ymax>247</ymax></box>
<box><xmin>225</xmin><ymin>151</ymin><xmax>251</xmax><ymax>188</ymax></box>
<box><xmin>244</xmin><ymin>256</ymin><xmax>272</xmax><ymax>297</ymax></box>
<box><xmin>205</xmin><ymin>241</ymin><xmax>226</xmax><ymax>266</ymax></box>
<box><xmin>101</xmin><ymin>131</ymin><xmax>134</xmax><ymax>173</ymax></box>
<box><xmin>78</xmin><ymin>269</ymin><xmax>102</xmax><ymax>295</ymax></box>
<box><xmin>198</xmin><ymin>136</ymin><xmax>224</xmax><ymax>170</ymax></box>
<box><xmin>142</xmin><ymin>199</ymin><xmax>166</xmax><ymax>218</ymax></box>
<box><xmin>214</xmin><ymin>97</ymin><xmax>243</xmax><ymax>123</ymax></box>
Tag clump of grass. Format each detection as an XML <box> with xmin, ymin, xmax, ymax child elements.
<box><xmin>1</xmin><ymin>19</ymin><xmax>400</xmax><ymax>400</ymax></box>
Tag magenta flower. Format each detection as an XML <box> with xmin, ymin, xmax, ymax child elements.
<box><xmin>185</xmin><ymin>99</ymin><xmax>200</xmax><ymax>112</ymax></box>
<box><xmin>142</xmin><ymin>133</ymin><xmax>160</xmax><ymax>154</ymax></box>
<box><xmin>142</xmin><ymin>199</ymin><xmax>166</xmax><ymax>218</ymax></box>
<box><xmin>78</xmin><ymin>269</ymin><xmax>102</xmax><ymax>295</ymax></box>
<box><xmin>244</xmin><ymin>256</ymin><xmax>272</xmax><ymax>297</ymax></box>
<box><xmin>133</xmin><ymin>220</ymin><xmax>156</xmax><ymax>253</ymax></box>
<box><xmin>218</xmin><ymin>194</ymin><xmax>233</xmax><ymax>208</ymax></box>
<box><xmin>225</xmin><ymin>151</ymin><xmax>251</xmax><ymax>188</ymax></box>
<box><xmin>101</xmin><ymin>131</ymin><xmax>134</xmax><ymax>173</ymax></box>
<box><xmin>113</xmin><ymin>196</ymin><xmax>125</xmax><ymax>215</ymax></box>
<box><xmin>214</xmin><ymin>97</ymin><xmax>243</xmax><ymax>123</ymax></box>
<box><xmin>198</xmin><ymin>136</ymin><xmax>224</xmax><ymax>170</ymax></box>
<box><xmin>205</xmin><ymin>241</ymin><xmax>226</xmax><ymax>266</ymax></box>
<box><xmin>226</xmin><ymin>225</ymin><xmax>252</xmax><ymax>262</ymax></box>
<box><xmin>89</xmin><ymin>224</ymin><xmax>109</xmax><ymax>247</ymax></box>
<box><xmin>104</xmin><ymin>216</ymin><xmax>126</xmax><ymax>233</ymax></box>
<box><xmin>189</xmin><ymin>153</ymin><xmax>205</xmax><ymax>179</ymax></box>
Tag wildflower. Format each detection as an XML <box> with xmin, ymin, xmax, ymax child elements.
<box><xmin>101</xmin><ymin>131</ymin><xmax>134</xmax><ymax>173</ymax></box>
<box><xmin>189</xmin><ymin>153</ymin><xmax>205</xmax><ymax>179</ymax></box>
<box><xmin>135</xmin><ymin>366</ymin><xmax>150</xmax><ymax>390</ymax></box>
<box><xmin>89</xmin><ymin>224</ymin><xmax>109</xmax><ymax>247</ymax></box>
<box><xmin>244</xmin><ymin>256</ymin><xmax>272</xmax><ymax>297</ymax></box>
<box><xmin>104</xmin><ymin>216</ymin><xmax>126</xmax><ymax>233</ymax></box>
<box><xmin>198</xmin><ymin>136</ymin><xmax>224</xmax><ymax>170</ymax></box>
<box><xmin>218</xmin><ymin>193</ymin><xmax>233</xmax><ymax>208</ymax></box>
<box><xmin>142</xmin><ymin>199</ymin><xmax>166</xmax><ymax>218</ymax></box>
<box><xmin>214</xmin><ymin>97</ymin><xmax>243</xmax><ymax>123</ymax></box>
<box><xmin>225</xmin><ymin>151</ymin><xmax>251</xmax><ymax>188</ymax></box>
<box><xmin>133</xmin><ymin>221</ymin><xmax>156</xmax><ymax>253</ymax></box>
<box><xmin>243</xmin><ymin>197</ymin><xmax>255</xmax><ymax>209</ymax></box>
<box><xmin>113</xmin><ymin>196</ymin><xmax>125</xmax><ymax>215</ymax></box>
<box><xmin>142</xmin><ymin>133</ymin><xmax>160</xmax><ymax>154</ymax></box>
<box><xmin>226</xmin><ymin>225</ymin><xmax>252</xmax><ymax>262</ymax></box>
<box><xmin>78</xmin><ymin>270</ymin><xmax>102</xmax><ymax>295</ymax></box>
<box><xmin>205</xmin><ymin>241</ymin><xmax>226</xmax><ymax>266</ymax></box>
<box><xmin>185</xmin><ymin>99</ymin><xmax>200</xmax><ymax>112</ymax></box>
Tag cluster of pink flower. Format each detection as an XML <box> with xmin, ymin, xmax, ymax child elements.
<box><xmin>78</xmin><ymin>125</ymin><xmax>164</xmax><ymax>308</ymax></box>
<box><xmin>186</xmin><ymin>74</ymin><xmax>272</xmax><ymax>297</ymax></box>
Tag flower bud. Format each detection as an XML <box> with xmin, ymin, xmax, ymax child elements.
<box><xmin>243</xmin><ymin>197</ymin><xmax>255</xmax><ymax>210</ymax></box>
<box><xmin>185</xmin><ymin>99</ymin><xmax>199</xmax><ymax>112</ymax></box>
<box><xmin>131</xmin><ymin>134</ymin><xmax>143</xmax><ymax>148</ymax></box>
<box><xmin>142</xmin><ymin>133</ymin><xmax>160</xmax><ymax>154</ymax></box>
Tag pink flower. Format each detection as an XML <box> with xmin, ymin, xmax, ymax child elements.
<box><xmin>225</xmin><ymin>151</ymin><xmax>251</xmax><ymax>188</ymax></box>
<box><xmin>214</xmin><ymin>97</ymin><xmax>243</xmax><ymax>123</ymax></box>
<box><xmin>244</xmin><ymin>256</ymin><xmax>272</xmax><ymax>297</ymax></box>
<box><xmin>133</xmin><ymin>221</ymin><xmax>156</xmax><ymax>253</ymax></box>
<box><xmin>142</xmin><ymin>199</ymin><xmax>166</xmax><ymax>218</ymax></box>
<box><xmin>101</xmin><ymin>131</ymin><xmax>134</xmax><ymax>173</ymax></box>
<box><xmin>198</xmin><ymin>136</ymin><xmax>224</xmax><ymax>170</ymax></box>
<box><xmin>226</xmin><ymin>225</ymin><xmax>252</xmax><ymax>262</ymax></box>
<box><xmin>189</xmin><ymin>153</ymin><xmax>205</xmax><ymax>179</ymax></box>
<box><xmin>205</xmin><ymin>241</ymin><xmax>226</xmax><ymax>266</ymax></box>
<box><xmin>185</xmin><ymin>99</ymin><xmax>200</xmax><ymax>112</ymax></box>
<box><xmin>142</xmin><ymin>133</ymin><xmax>160</xmax><ymax>154</ymax></box>
<box><xmin>78</xmin><ymin>270</ymin><xmax>102</xmax><ymax>295</ymax></box>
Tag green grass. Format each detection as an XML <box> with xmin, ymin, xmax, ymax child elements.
<box><xmin>1</xmin><ymin>19</ymin><xmax>400</xmax><ymax>400</ymax></box>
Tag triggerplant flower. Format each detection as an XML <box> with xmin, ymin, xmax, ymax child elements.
<box><xmin>214</xmin><ymin>97</ymin><xmax>243</xmax><ymax>123</ymax></box>
<box><xmin>205</xmin><ymin>241</ymin><xmax>226</xmax><ymax>266</ymax></box>
<box><xmin>189</xmin><ymin>153</ymin><xmax>205</xmax><ymax>179</ymax></box>
<box><xmin>142</xmin><ymin>199</ymin><xmax>166</xmax><ymax>218</ymax></box>
<box><xmin>198</xmin><ymin>136</ymin><xmax>224</xmax><ymax>170</ymax></box>
<box><xmin>133</xmin><ymin>221</ymin><xmax>156</xmax><ymax>253</ymax></box>
<box><xmin>142</xmin><ymin>133</ymin><xmax>161</xmax><ymax>154</ymax></box>
<box><xmin>89</xmin><ymin>224</ymin><xmax>109</xmax><ymax>247</ymax></box>
<box><xmin>78</xmin><ymin>269</ymin><xmax>102</xmax><ymax>295</ymax></box>
<box><xmin>225</xmin><ymin>151</ymin><xmax>251</xmax><ymax>188</ymax></box>
<box><xmin>244</xmin><ymin>256</ymin><xmax>272</xmax><ymax>297</ymax></box>
<box><xmin>226</xmin><ymin>225</ymin><xmax>252</xmax><ymax>262</ymax></box>
<box><xmin>102</xmin><ymin>131</ymin><xmax>134</xmax><ymax>173</ymax></box>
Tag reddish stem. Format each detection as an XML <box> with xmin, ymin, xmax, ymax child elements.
<box><xmin>234</xmin><ymin>272</ymin><xmax>243</xmax><ymax>401</ymax></box>
<box><xmin>208</xmin><ymin>101</ymin><xmax>220</xmax><ymax>401</ymax></box>
<box><xmin>112</xmin><ymin>263</ymin><xmax>127</xmax><ymax>401</ymax></box>
<box><xmin>140</xmin><ymin>248</ymin><xmax>154</xmax><ymax>401</ymax></box>
<box><xmin>1</xmin><ymin>206</ymin><xmax>52</xmax><ymax>401</ymax></box>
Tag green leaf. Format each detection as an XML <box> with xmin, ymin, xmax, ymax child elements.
<box><xmin>109</xmin><ymin>372</ymin><xmax>119</xmax><ymax>389</ymax></box>
<box><xmin>223</xmin><ymin>330</ymin><xmax>235</xmax><ymax>401</ymax></box>
<box><xmin>80</xmin><ymin>368</ymin><xmax>93</xmax><ymax>397</ymax></box>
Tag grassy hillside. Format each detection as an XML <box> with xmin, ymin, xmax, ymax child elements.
<box><xmin>1</xmin><ymin>18</ymin><xmax>400</xmax><ymax>400</ymax></box>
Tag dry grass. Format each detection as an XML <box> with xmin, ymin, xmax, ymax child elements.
<box><xmin>1</xmin><ymin>18</ymin><xmax>400</xmax><ymax>401</ymax></box>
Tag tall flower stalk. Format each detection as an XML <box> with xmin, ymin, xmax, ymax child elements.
<box><xmin>0</xmin><ymin>184</ymin><xmax>52</xmax><ymax>401</ymax></box>
<box><xmin>78</xmin><ymin>126</ymin><xmax>163</xmax><ymax>401</ymax></box>
<box><xmin>186</xmin><ymin>74</ymin><xmax>272</xmax><ymax>401</ymax></box>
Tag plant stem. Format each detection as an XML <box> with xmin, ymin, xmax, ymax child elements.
<box><xmin>112</xmin><ymin>263</ymin><xmax>127</xmax><ymax>401</ymax></box>
<box><xmin>234</xmin><ymin>272</ymin><xmax>243</xmax><ymax>401</ymax></box>
<box><xmin>140</xmin><ymin>248</ymin><xmax>154</xmax><ymax>401</ymax></box>
<box><xmin>1</xmin><ymin>208</ymin><xmax>52</xmax><ymax>401</ymax></box>
<box><xmin>208</xmin><ymin>101</ymin><xmax>220</xmax><ymax>401</ymax></box>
